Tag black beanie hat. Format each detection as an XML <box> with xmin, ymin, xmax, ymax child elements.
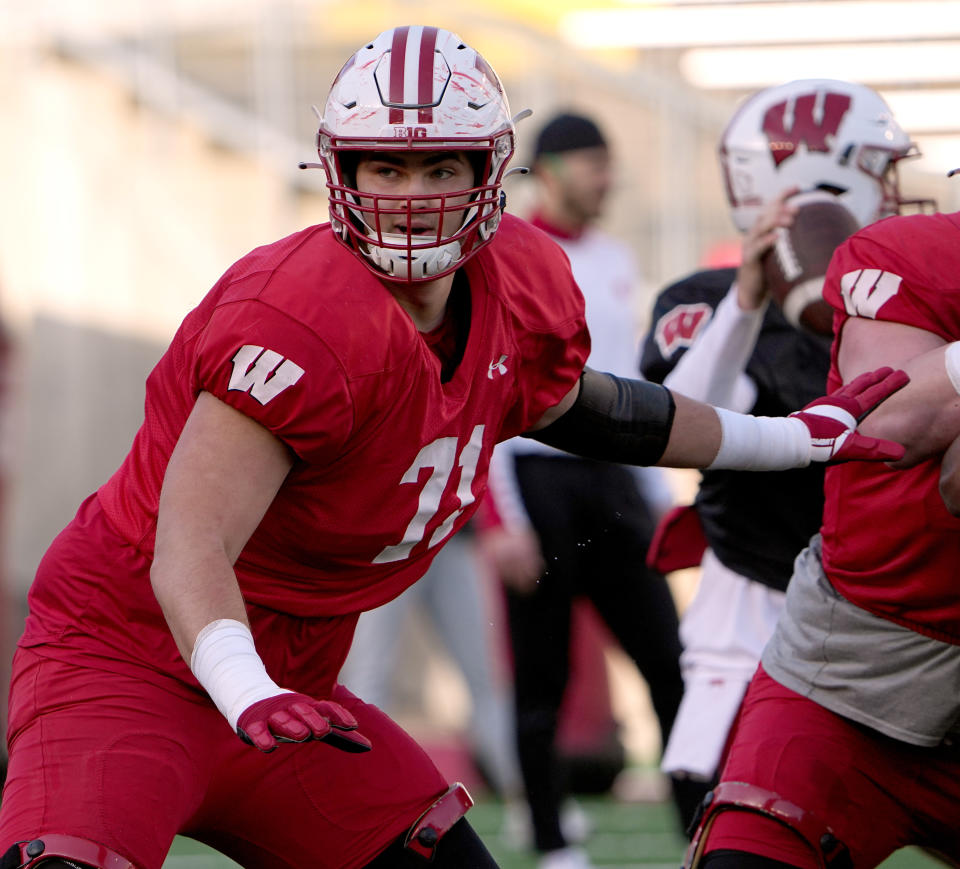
<box><xmin>533</xmin><ymin>113</ymin><xmax>608</xmax><ymax>160</ymax></box>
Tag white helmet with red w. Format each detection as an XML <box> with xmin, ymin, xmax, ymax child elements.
<box><xmin>313</xmin><ymin>26</ymin><xmax>518</xmax><ymax>282</ymax></box>
<box><xmin>719</xmin><ymin>79</ymin><xmax>933</xmax><ymax>232</ymax></box>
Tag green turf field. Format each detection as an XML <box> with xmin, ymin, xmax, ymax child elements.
<box><xmin>161</xmin><ymin>794</ymin><xmax>949</xmax><ymax>867</ymax></box>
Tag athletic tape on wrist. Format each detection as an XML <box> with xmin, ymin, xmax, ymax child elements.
<box><xmin>190</xmin><ymin>618</ymin><xmax>291</xmax><ymax>730</ymax></box>
<box><xmin>945</xmin><ymin>342</ymin><xmax>960</xmax><ymax>396</ymax></box>
<box><xmin>707</xmin><ymin>407</ymin><xmax>811</xmax><ymax>470</ymax></box>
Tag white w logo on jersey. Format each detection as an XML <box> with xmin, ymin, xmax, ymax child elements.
<box><xmin>229</xmin><ymin>344</ymin><xmax>305</xmax><ymax>405</ymax></box>
<box><xmin>839</xmin><ymin>269</ymin><xmax>903</xmax><ymax>319</ymax></box>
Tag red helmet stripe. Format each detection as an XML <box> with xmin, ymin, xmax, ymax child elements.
<box><xmin>418</xmin><ymin>26</ymin><xmax>438</xmax><ymax>124</ymax></box>
<box><xmin>388</xmin><ymin>26</ymin><xmax>409</xmax><ymax>124</ymax></box>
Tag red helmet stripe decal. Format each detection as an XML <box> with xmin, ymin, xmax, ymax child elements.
<box><xmin>388</xmin><ymin>26</ymin><xmax>409</xmax><ymax>124</ymax></box>
<box><xmin>418</xmin><ymin>26</ymin><xmax>438</xmax><ymax>124</ymax></box>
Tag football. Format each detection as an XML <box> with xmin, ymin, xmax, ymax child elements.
<box><xmin>761</xmin><ymin>191</ymin><xmax>861</xmax><ymax>335</ymax></box>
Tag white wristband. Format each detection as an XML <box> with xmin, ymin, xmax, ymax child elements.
<box><xmin>707</xmin><ymin>407</ymin><xmax>811</xmax><ymax>470</ymax></box>
<box><xmin>189</xmin><ymin>619</ymin><xmax>290</xmax><ymax>730</ymax></box>
<box><xmin>945</xmin><ymin>342</ymin><xmax>960</xmax><ymax>396</ymax></box>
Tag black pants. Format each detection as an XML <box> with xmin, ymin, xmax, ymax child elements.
<box><xmin>505</xmin><ymin>455</ymin><xmax>685</xmax><ymax>853</ymax></box>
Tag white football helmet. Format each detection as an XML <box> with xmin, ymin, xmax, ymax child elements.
<box><xmin>313</xmin><ymin>26</ymin><xmax>517</xmax><ymax>282</ymax></box>
<box><xmin>720</xmin><ymin>79</ymin><xmax>934</xmax><ymax>232</ymax></box>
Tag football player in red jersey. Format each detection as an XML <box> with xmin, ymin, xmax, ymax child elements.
<box><xmin>686</xmin><ymin>202</ymin><xmax>960</xmax><ymax>868</ymax></box>
<box><xmin>0</xmin><ymin>26</ymin><xmax>906</xmax><ymax>869</ymax></box>
<box><xmin>640</xmin><ymin>79</ymin><xmax>933</xmax><ymax>836</ymax></box>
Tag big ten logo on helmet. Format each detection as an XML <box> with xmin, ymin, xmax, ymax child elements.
<box><xmin>654</xmin><ymin>303</ymin><xmax>713</xmax><ymax>358</ymax></box>
<box><xmin>394</xmin><ymin>126</ymin><xmax>429</xmax><ymax>138</ymax></box>
<box><xmin>763</xmin><ymin>91</ymin><xmax>852</xmax><ymax>166</ymax></box>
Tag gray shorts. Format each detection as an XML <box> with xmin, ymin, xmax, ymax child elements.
<box><xmin>762</xmin><ymin>535</ymin><xmax>960</xmax><ymax>746</ymax></box>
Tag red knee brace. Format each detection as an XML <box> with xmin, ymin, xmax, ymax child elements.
<box><xmin>403</xmin><ymin>782</ymin><xmax>474</xmax><ymax>860</ymax></box>
<box><xmin>684</xmin><ymin>781</ymin><xmax>851</xmax><ymax>869</ymax></box>
<box><xmin>1</xmin><ymin>834</ymin><xmax>135</xmax><ymax>869</ymax></box>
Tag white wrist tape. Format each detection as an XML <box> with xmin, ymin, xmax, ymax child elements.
<box><xmin>945</xmin><ymin>342</ymin><xmax>960</xmax><ymax>396</ymax></box>
<box><xmin>707</xmin><ymin>407</ymin><xmax>811</xmax><ymax>470</ymax></box>
<box><xmin>190</xmin><ymin>618</ymin><xmax>290</xmax><ymax>730</ymax></box>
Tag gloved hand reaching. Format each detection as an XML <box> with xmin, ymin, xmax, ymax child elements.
<box><xmin>790</xmin><ymin>366</ymin><xmax>909</xmax><ymax>463</ymax></box>
<box><xmin>707</xmin><ymin>366</ymin><xmax>909</xmax><ymax>471</ymax></box>
<box><xmin>190</xmin><ymin>618</ymin><xmax>372</xmax><ymax>755</ymax></box>
<box><xmin>236</xmin><ymin>693</ymin><xmax>372</xmax><ymax>754</ymax></box>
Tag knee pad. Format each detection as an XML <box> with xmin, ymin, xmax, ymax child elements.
<box><xmin>0</xmin><ymin>835</ymin><xmax>134</xmax><ymax>869</ymax></box>
<box><xmin>684</xmin><ymin>782</ymin><xmax>852</xmax><ymax>869</ymax></box>
<box><xmin>403</xmin><ymin>782</ymin><xmax>474</xmax><ymax>860</ymax></box>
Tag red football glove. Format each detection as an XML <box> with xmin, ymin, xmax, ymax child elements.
<box><xmin>236</xmin><ymin>693</ymin><xmax>373</xmax><ymax>754</ymax></box>
<box><xmin>789</xmin><ymin>366</ymin><xmax>909</xmax><ymax>463</ymax></box>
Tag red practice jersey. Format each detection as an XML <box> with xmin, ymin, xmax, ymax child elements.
<box><xmin>24</xmin><ymin>215</ymin><xmax>588</xmax><ymax>678</ymax></box>
<box><xmin>821</xmin><ymin>211</ymin><xmax>960</xmax><ymax>643</ymax></box>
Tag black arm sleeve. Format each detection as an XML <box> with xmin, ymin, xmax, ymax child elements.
<box><xmin>523</xmin><ymin>367</ymin><xmax>676</xmax><ymax>466</ymax></box>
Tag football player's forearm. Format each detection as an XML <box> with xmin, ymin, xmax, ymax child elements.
<box><xmin>663</xmin><ymin>284</ymin><xmax>763</xmax><ymax>411</ymax></box>
<box><xmin>151</xmin><ymin>547</ymin><xmax>290</xmax><ymax>731</ymax></box>
<box><xmin>526</xmin><ymin>366</ymin><xmax>905</xmax><ymax>470</ymax></box>
<box><xmin>150</xmin><ymin>547</ymin><xmax>249</xmax><ymax>663</ymax></box>
<box><xmin>525</xmin><ymin>367</ymin><xmax>677</xmax><ymax>465</ymax></box>
<box><xmin>525</xmin><ymin>367</ymin><xmax>798</xmax><ymax>469</ymax></box>
<box><xmin>861</xmin><ymin>344</ymin><xmax>960</xmax><ymax>466</ymax></box>
<box><xmin>151</xmin><ymin>390</ymin><xmax>294</xmax><ymax>660</ymax></box>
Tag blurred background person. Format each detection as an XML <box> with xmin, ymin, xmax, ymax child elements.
<box><xmin>485</xmin><ymin>111</ymin><xmax>684</xmax><ymax>869</ymax></box>
<box><xmin>639</xmin><ymin>78</ymin><xmax>932</xmax><ymax>829</ymax></box>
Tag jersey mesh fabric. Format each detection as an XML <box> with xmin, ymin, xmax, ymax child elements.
<box><xmin>22</xmin><ymin>215</ymin><xmax>589</xmax><ymax>681</ymax></box>
<box><xmin>820</xmin><ymin>212</ymin><xmax>960</xmax><ymax>642</ymax></box>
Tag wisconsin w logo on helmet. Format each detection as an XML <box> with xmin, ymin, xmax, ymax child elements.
<box><xmin>762</xmin><ymin>91</ymin><xmax>851</xmax><ymax>167</ymax></box>
<box><xmin>719</xmin><ymin>78</ymin><xmax>935</xmax><ymax>233</ymax></box>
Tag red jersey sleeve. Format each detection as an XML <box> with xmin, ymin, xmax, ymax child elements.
<box><xmin>483</xmin><ymin>216</ymin><xmax>590</xmax><ymax>439</ymax></box>
<box><xmin>824</xmin><ymin>213</ymin><xmax>960</xmax><ymax>341</ymax></box>
<box><xmin>193</xmin><ymin>291</ymin><xmax>354</xmax><ymax>466</ymax></box>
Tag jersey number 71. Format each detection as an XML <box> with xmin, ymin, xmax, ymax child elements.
<box><xmin>374</xmin><ymin>425</ymin><xmax>485</xmax><ymax>564</ymax></box>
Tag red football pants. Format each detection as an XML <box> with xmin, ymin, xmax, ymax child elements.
<box><xmin>704</xmin><ymin>666</ymin><xmax>960</xmax><ymax>868</ymax></box>
<box><xmin>0</xmin><ymin>649</ymin><xmax>448</xmax><ymax>869</ymax></box>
